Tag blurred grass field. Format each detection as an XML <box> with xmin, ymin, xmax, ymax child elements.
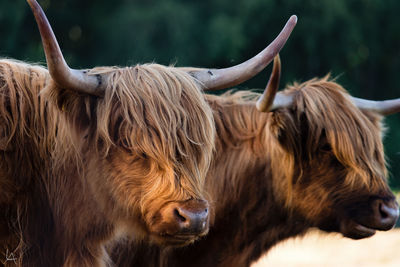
<box><xmin>253</xmin><ymin>228</ymin><xmax>400</xmax><ymax>267</ymax></box>
<box><xmin>253</xmin><ymin>191</ymin><xmax>400</xmax><ymax>267</ymax></box>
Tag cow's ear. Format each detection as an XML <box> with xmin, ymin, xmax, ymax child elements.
<box><xmin>43</xmin><ymin>80</ymin><xmax>94</xmax><ymax>134</ymax></box>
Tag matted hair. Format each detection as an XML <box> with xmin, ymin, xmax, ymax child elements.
<box><xmin>43</xmin><ymin>63</ymin><xmax>215</xmax><ymax>194</ymax></box>
<box><xmin>0</xmin><ymin>59</ymin><xmax>216</xmax><ymax>265</ymax></box>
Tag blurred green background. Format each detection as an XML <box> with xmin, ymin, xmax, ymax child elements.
<box><xmin>1</xmin><ymin>0</ymin><xmax>400</xmax><ymax>189</ymax></box>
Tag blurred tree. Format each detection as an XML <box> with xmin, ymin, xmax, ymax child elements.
<box><xmin>1</xmin><ymin>0</ymin><xmax>400</xmax><ymax>188</ymax></box>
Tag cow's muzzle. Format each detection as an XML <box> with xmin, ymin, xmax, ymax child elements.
<box><xmin>368</xmin><ymin>198</ymin><xmax>399</xmax><ymax>230</ymax></box>
<box><xmin>340</xmin><ymin>198</ymin><xmax>399</xmax><ymax>239</ymax></box>
<box><xmin>150</xmin><ymin>199</ymin><xmax>209</xmax><ymax>245</ymax></box>
<box><xmin>173</xmin><ymin>201</ymin><xmax>209</xmax><ymax>235</ymax></box>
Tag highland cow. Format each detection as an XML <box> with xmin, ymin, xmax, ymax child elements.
<box><xmin>111</xmin><ymin>56</ymin><xmax>400</xmax><ymax>267</ymax></box>
<box><xmin>0</xmin><ymin>1</ymin><xmax>297</xmax><ymax>266</ymax></box>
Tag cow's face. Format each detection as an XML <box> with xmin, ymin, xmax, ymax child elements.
<box><xmin>51</xmin><ymin>65</ymin><xmax>215</xmax><ymax>246</ymax></box>
<box><xmin>271</xmin><ymin>78</ymin><xmax>399</xmax><ymax>239</ymax></box>
<box><xmin>86</xmin><ymin>151</ymin><xmax>211</xmax><ymax>247</ymax></box>
<box><xmin>100</xmin><ymin>150</ymin><xmax>210</xmax><ymax>246</ymax></box>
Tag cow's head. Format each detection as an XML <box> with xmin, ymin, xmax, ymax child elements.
<box><xmin>262</xmin><ymin>56</ymin><xmax>399</xmax><ymax>239</ymax></box>
<box><xmin>27</xmin><ymin>0</ymin><xmax>296</xmax><ymax>245</ymax></box>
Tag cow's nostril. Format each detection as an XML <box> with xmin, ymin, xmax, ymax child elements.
<box><xmin>174</xmin><ymin>208</ymin><xmax>187</xmax><ymax>223</ymax></box>
<box><xmin>379</xmin><ymin>202</ymin><xmax>399</xmax><ymax>221</ymax></box>
<box><xmin>370</xmin><ymin>199</ymin><xmax>399</xmax><ymax>230</ymax></box>
<box><xmin>379</xmin><ymin>203</ymin><xmax>389</xmax><ymax>219</ymax></box>
<box><xmin>171</xmin><ymin>202</ymin><xmax>209</xmax><ymax>235</ymax></box>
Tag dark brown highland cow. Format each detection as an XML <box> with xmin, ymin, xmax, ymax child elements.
<box><xmin>0</xmin><ymin>1</ymin><xmax>297</xmax><ymax>266</ymax></box>
<box><xmin>111</xmin><ymin>56</ymin><xmax>400</xmax><ymax>267</ymax></box>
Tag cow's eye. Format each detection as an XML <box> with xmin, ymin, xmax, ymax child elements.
<box><xmin>320</xmin><ymin>143</ymin><xmax>332</xmax><ymax>153</ymax></box>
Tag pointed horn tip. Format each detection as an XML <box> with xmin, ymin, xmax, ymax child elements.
<box><xmin>274</xmin><ymin>54</ymin><xmax>281</xmax><ymax>64</ymax></box>
<box><xmin>26</xmin><ymin>0</ymin><xmax>44</xmax><ymax>18</ymax></box>
<box><xmin>289</xmin><ymin>15</ymin><xmax>298</xmax><ymax>24</ymax></box>
<box><xmin>26</xmin><ymin>0</ymin><xmax>37</xmax><ymax>8</ymax></box>
<box><xmin>271</xmin><ymin>55</ymin><xmax>281</xmax><ymax>76</ymax></box>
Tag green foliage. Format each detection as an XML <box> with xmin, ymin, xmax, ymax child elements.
<box><xmin>1</xmin><ymin>0</ymin><xmax>400</xmax><ymax>188</ymax></box>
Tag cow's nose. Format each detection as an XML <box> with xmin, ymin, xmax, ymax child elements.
<box><xmin>173</xmin><ymin>200</ymin><xmax>209</xmax><ymax>234</ymax></box>
<box><xmin>371</xmin><ymin>199</ymin><xmax>399</xmax><ymax>230</ymax></box>
<box><xmin>174</xmin><ymin>206</ymin><xmax>208</xmax><ymax>233</ymax></box>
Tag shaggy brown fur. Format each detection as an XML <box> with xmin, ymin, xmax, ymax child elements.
<box><xmin>0</xmin><ymin>59</ymin><xmax>215</xmax><ymax>266</ymax></box>
<box><xmin>111</xmin><ymin>76</ymin><xmax>397</xmax><ymax>267</ymax></box>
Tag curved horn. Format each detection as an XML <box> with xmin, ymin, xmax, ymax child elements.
<box><xmin>27</xmin><ymin>0</ymin><xmax>105</xmax><ymax>96</ymax></box>
<box><xmin>351</xmin><ymin>97</ymin><xmax>400</xmax><ymax>116</ymax></box>
<box><xmin>191</xmin><ymin>15</ymin><xmax>297</xmax><ymax>90</ymax></box>
<box><xmin>256</xmin><ymin>55</ymin><xmax>281</xmax><ymax>111</ymax></box>
<box><xmin>256</xmin><ymin>55</ymin><xmax>293</xmax><ymax>112</ymax></box>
